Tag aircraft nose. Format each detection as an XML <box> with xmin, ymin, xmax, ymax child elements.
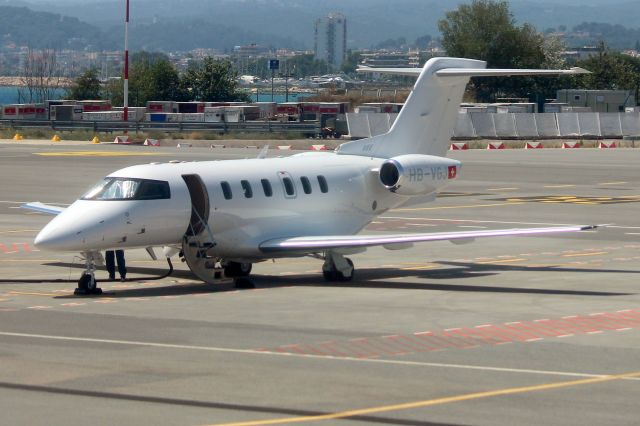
<box><xmin>34</xmin><ymin>221</ymin><xmax>80</xmax><ymax>251</ymax></box>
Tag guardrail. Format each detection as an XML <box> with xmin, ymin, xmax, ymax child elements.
<box><xmin>346</xmin><ymin>112</ymin><xmax>640</xmax><ymax>139</ymax></box>
<box><xmin>0</xmin><ymin>119</ymin><xmax>322</xmax><ymax>135</ymax></box>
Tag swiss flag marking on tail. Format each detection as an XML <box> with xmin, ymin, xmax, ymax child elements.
<box><xmin>448</xmin><ymin>166</ymin><xmax>457</xmax><ymax>179</ymax></box>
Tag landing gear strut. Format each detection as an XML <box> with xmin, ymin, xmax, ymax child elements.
<box><xmin>322</xmin><ymin>252</ymin><xmax>354</xmax><ymax>282</ymax></box>
<box><xmin>74</xmin><ymin>251</ymin><xmax>103</xmax><ymax>296</ymax></box>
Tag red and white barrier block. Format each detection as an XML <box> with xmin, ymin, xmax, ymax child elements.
<box><xmin>524</xmin><ymin>141</ymin><xmax>543</xmax><ymax>149</ymax></box>
<box><xmin>486</xmin><ymin>141</ymin><xmax>505</xmax><ymax>150</ymax></box>
<box><xmin>599</xmin><ymin>141</ymin><xmax>617</xmax><ymax>149</ymax></box>
<box><xmin>144</xmin><ymin>138</ymin><xmax>160</xmax><ymax>146</ymax></box>
<box><xmin>311</xmin><ymin>144</ymin><xmax>327</xmax><ymax>151</ymax></box>
<box><xmin>450</xmin><ymin>142</ymin><xmax>469</xmax><ymax>150</ymax></box>
<box><xmin>562</xmin><ymin>141</ymin><xmax>581</xmax><ymax>149</ymax></box>
<box><xmin>114</xmin><ymin>136</ymin><xmax>131</xmax><ymax>144</ymax></box>
<box><xmin>277</xmin><ymin>145</ymin><xmax>292</xmax><ymax>151</ymax></box>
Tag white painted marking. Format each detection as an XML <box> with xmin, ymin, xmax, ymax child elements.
<box><xmin>381</xmin><ymin>216</ymin><xmax>579</xmax><ymax>227</ymax></box>
<box><xmin>0</xmin><ymin>331</ymin><xmax>633</xmax><ymax>380</ymax></box>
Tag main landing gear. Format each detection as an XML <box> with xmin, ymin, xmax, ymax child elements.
<box><xmin>74</xmin><ymin>251</ymin><xmax>103</xmax><ymax>296</ymax></box>
<box><xmin>322</xmin><ymin>252</ymin><xmax>354</xmax><ymax>282</ymax></box>
<box><xmin>224</xmin><ymin>261</ymin><xmax>255</xmax><ymax>289</ymax></box>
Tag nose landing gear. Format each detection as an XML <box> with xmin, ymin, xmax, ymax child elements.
<box><xmin>74</xmin><ymin>251</ymin><xmax>103</xmax><ymax>295</ymax></box>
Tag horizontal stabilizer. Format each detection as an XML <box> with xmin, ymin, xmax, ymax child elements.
<box><xmin>260</xmin><ymin>225</ymin><xmax>597</xmax><ymax>253</ymax></box>
<box><xmin>357</xmin><ymin>66</ymin><xmax>590</xmax><ymax>78</ymax></box>
<box><xmin>20</xmin><ymin>202</ymin><xmax>66</xmax><ymax>215</ymax></box>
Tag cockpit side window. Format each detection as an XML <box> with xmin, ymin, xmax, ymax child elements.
<box><xmin>82</xmin><ymin>178</ymin><xmax>170</xmax><ymax>201</ymax></box>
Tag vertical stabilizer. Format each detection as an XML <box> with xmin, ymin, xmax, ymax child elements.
<box><xmin>337</xmin><ymin>58</ymin><xmax>485</xmax><ymax>158</ymax></box>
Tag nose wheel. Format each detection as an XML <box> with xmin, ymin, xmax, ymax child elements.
<box><xmin>74</xmin><ymin>251</ymin><xmax>103</xmax><ymax>296</ymax></box>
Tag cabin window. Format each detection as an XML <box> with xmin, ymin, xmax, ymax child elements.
<box><xmin>261</xmin><ymin>179</ymin><xmax>273</xmax><ymax>197</ymax></box>
<box><xmin>300</xmin><ymin>176</ymin><xmax>312</xmax><ymax>194</ymax></box>
<box><xmin>317</xmin><ymin>175</ymin><xmax>329</xmax><ymax>193</ymax></box>
<box><xmin>221</xmin><ymin>181</ymin><xmax>233</xmax><ymax>200</ymax></box>
<box><xmin>82</xmin><ymin>178</ymin><xmax>170</xmax><ymax>201</ymax></box>
<box><xmin>241</xmin><ymin>180</ymin><xmax>253</xmax><ymax>198</ymax></box>
<box><xmin>282</xmin><ymin>177</ymin><xmax>295</xmax><ymax>196</ymax></box>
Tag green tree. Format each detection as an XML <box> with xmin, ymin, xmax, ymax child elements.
<box><xmin>67</xmin><ymin>68</ymin><xmax>102</xmax><ymax>100</ymax></box>
<box><xmin>103</xmin><ymin>51</ymin><xmax>187</xmax><ymax>106</ymax></box>
<box><xmin>572</xmin><ymin>42</ymin><xmax>640</xmax><ymax>103</ymax></box>
<box><xmin>182</xmin><ymin>58</ymin><xmax>250</xmax><ymax>102</ymax></box>
<box><xmin>438</xmin><ymin>0</ymin><xmax>563</xmax><ymax>101</ymax></box>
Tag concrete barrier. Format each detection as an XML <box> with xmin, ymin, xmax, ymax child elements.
<box><xmin>486</xmin><ymin>141</ymin><xmax>505</xmax><ymax>150</ymax></box>
<box><xmin>450</xmin><ymin>142</ymin><xmax>469</xmax><ymax>150</ymax></box>
<box><xmin>144</xmin><ymin>138</ymin><xmax>160</xmax><ymax>146</ymax></box>
<box><xmin>598</xmin><ymin>141</ymin><xmax>617</xmax><ymax>149</ymax></box>
<box><xmin>524</xmin><ymin>141</ymin><xmax>543</xmax><ymax>149</ymax></box>
<box><xmin>562</xmin><ymin>141</ymin><xmax>581</xmax><ymax>149</ymax></box>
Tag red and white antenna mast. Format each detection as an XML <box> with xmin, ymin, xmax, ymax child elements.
<box><xmin>123</xmin><ymin>0</ymin><xmax>129</xmax><ymax>126</ymax></box>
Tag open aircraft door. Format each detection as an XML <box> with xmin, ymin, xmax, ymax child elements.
<box><xmin>180</xmin><ymin>174</ymin><xmax>219</xmax><ymax>283</ymax></box>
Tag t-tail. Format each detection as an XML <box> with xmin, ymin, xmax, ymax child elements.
<box><xmin>336</xmin><ymin>57</ymin><xmax>588</xmax><ymax>159</ymax></box>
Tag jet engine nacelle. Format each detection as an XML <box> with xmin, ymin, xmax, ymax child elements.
<box><xmin>379</xmin><ymin>154</ymin><xmax>461</xmax><ymax>196</ymax></box>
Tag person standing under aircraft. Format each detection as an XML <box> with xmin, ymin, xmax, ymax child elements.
<box><xmin>106</xmin><ymin>249</ymin><xmax>127</xmax><ymax>281</ymax></box>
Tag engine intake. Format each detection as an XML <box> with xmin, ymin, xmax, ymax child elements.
<box><xmin>379</xmin><ymin>154</ymin><xmax>460</xmax><ymax>196</ymax></box>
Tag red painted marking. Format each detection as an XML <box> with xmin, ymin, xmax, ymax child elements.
<box><xmin>598</xmin><ymin>312</ymin><xmax>640</xmax><ymax>328</ymax></box>
<box><xmin>437</xmin><ymin>331</ymin><xmax>478</xmax><ymax>348</ymax></box>
<box><xmin>300</xmin><ymin>345</ymin><xmax>330</xmax><ymax>356</ymax></box>
<box><xmin>385</xmin><ymin>335</ymin><xmax>428</xmax><ymax>353</ymax></box>
<box><xmin>555</xmin><ymin>317</ymin><xmax>603</xmax><ymax>334</ymax></box>
<box><xmin>337</xmin><ymin>341</ymin><xmax>370</xmax><ymax>359</ymax></box>
<box><xmin>358</xmin><ymin>338</ymin><xmax>405</xmax><ymax>356</ymax></box>
<box><xmin>472</xmin><ymin>325</ymin><xmax>518</xmax><ymax>344</ymax></box>
<box><xmin>349</xmin><ymin>339</ymin><xmax>381</xmax><ymax>358</ymax></box>
<box><xmin>317</xmin><ymin>341</ymin><xmax>349</xmax><ymax>358</ymax></box>
<box><xmin>615</xmin><ymin>310</ymin><xmax>640</xmax><ymax>322</ymax></box>
<box><xmin>587</xmin><ymin>314</ymin><xmax>633</xmax><ymax>330</ymax></box>
<box><xmin>280</xmin><ymin>344</ymin><xmax>306</xmax><ymax>355</ymax></box>
<box><xmin>413</xmin><ymin>332</ymin><xmax>447</xmax><ymax>351</ymax></box>
<box><xmin>502</xmin><ymin>323</ymin><xmax>547</xmax><ymax>340</ymax></box>
<box><xmin>21</xmin><ymin>243</ymin><xmax>32</xmax><ymax>252</ymax></box>
<box><xmin>531</xmin><ymin>319</ymin><xmax>577</xmax><ymax>336</ymax></box>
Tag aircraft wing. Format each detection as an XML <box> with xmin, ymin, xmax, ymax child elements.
<box><xmin>260</xmin><ymin>225</ymin><xmax>597</xmax><ymax>253</ymax></box>
<box><xmin>20</xmin><ymin>202</ymin><xmax>66</xmax><ymax>215</ymax></box>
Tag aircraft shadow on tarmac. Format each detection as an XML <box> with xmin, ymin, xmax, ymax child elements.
<box><xmin>0</xmin><ymin>382</ymin><xmax>461</xmax><ymax>426</ymax></box>
<box><xmin>43</xmin><ymin>261</ymin><xmax>635</xmax><ymax>298</ymax></box>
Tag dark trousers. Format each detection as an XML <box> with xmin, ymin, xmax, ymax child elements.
<box><xmin>105</xmin><ymin>250</ymin><xmax>126</xmax><ymax>279</ymax></box>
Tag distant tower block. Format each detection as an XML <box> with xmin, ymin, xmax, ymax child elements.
<box><xmin>314</xmin><ymin>13</ymin><xmax>347</xmax><ymax>71</ymax></box>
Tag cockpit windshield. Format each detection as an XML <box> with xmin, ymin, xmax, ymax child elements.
<box><xmin>82</xmin><ymin>178</ymin><xmax>170</xmax><ymax>201</ymax></box>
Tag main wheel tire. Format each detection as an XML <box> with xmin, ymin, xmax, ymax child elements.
<box><xmin>224</xmin><ymin>262</ymin><xmax>252</xmax><ymax>278</ymax></box>
<box><xmin>323</xmin><ymin>258</ymin><xmax>354</xmax><ymax>282</ymax></box>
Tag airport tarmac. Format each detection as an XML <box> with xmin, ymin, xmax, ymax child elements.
<box><xmin>0</xmin><ymin>141</ymin><xmax>639</xmax><ymax>425</ymax></box>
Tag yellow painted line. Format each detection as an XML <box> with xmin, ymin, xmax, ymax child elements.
<box><xmin>35</xmin><ymin>151</ymin><xmax>164</xmax><ymax>157</ymax></box>
<box><xmin>544</xmin><ymin>185</ymin><xmax>576</xmax><ymax>188</ymax></box>
<box><xmin>401</xmin><ymin>265</ymin><xmax>440</xmax><ymax>271</ymax></box>
<box><xmin>562</xmin><ymin>252</ymin><xmax>608</xmax><ymax>258</ymax></box>
<box><xmin>477</xmin><ymin>258</ymin><xmax>527</xmax><ymax>265</ymax></box>
<box><xmin>599</xmin><ymin>182</ymin><xmax>627</xmax><ymax>186</ymax></box>
<box><xmin>487</xmin><ymin>187</ymin><xmax>518</xmax><ymax>191</ymax></box>
<box><xmin>9</xmin><ymin>291</ymin><xmax>59</xmax><ymax>297</ymax></box>
<box><xmin>211</xmin><ymin>371</ymin><xmax>640</xmax><ymax>426</ymax></box>
<box><xmin>396</xmin><ymin>202</ymin><xmax>525</xmax><ymax>211</ymax></box>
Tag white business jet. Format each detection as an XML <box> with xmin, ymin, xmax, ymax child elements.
<box><xmin>24</xmin><ymin>57</ymin><xmax>592</xmax><ymax>294</ymax></box>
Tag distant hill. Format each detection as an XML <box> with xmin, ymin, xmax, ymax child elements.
<box><xmin>1</xmin><ymin>2</ymin><xmax>639</xmax><ymax>52</ymax></box>
<box><xmin>0</xmin><ymin>6</ymin><xmax>104</xmax><ymax>50</ymax></box>
<box><xmin>21</xmin><ymin>0</ymin><xmax>640</xmax><ymax>49</ymax></box>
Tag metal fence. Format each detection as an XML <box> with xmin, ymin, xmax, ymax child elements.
<box><xmin>0</xmin><ymin>119</ymin><xmax>321</xmax><ymax>135</ymax></box>
<box><xmin>346</xmin><ymin>112</ymin><xmax>640</xmax><ymax>139</ymax></box>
